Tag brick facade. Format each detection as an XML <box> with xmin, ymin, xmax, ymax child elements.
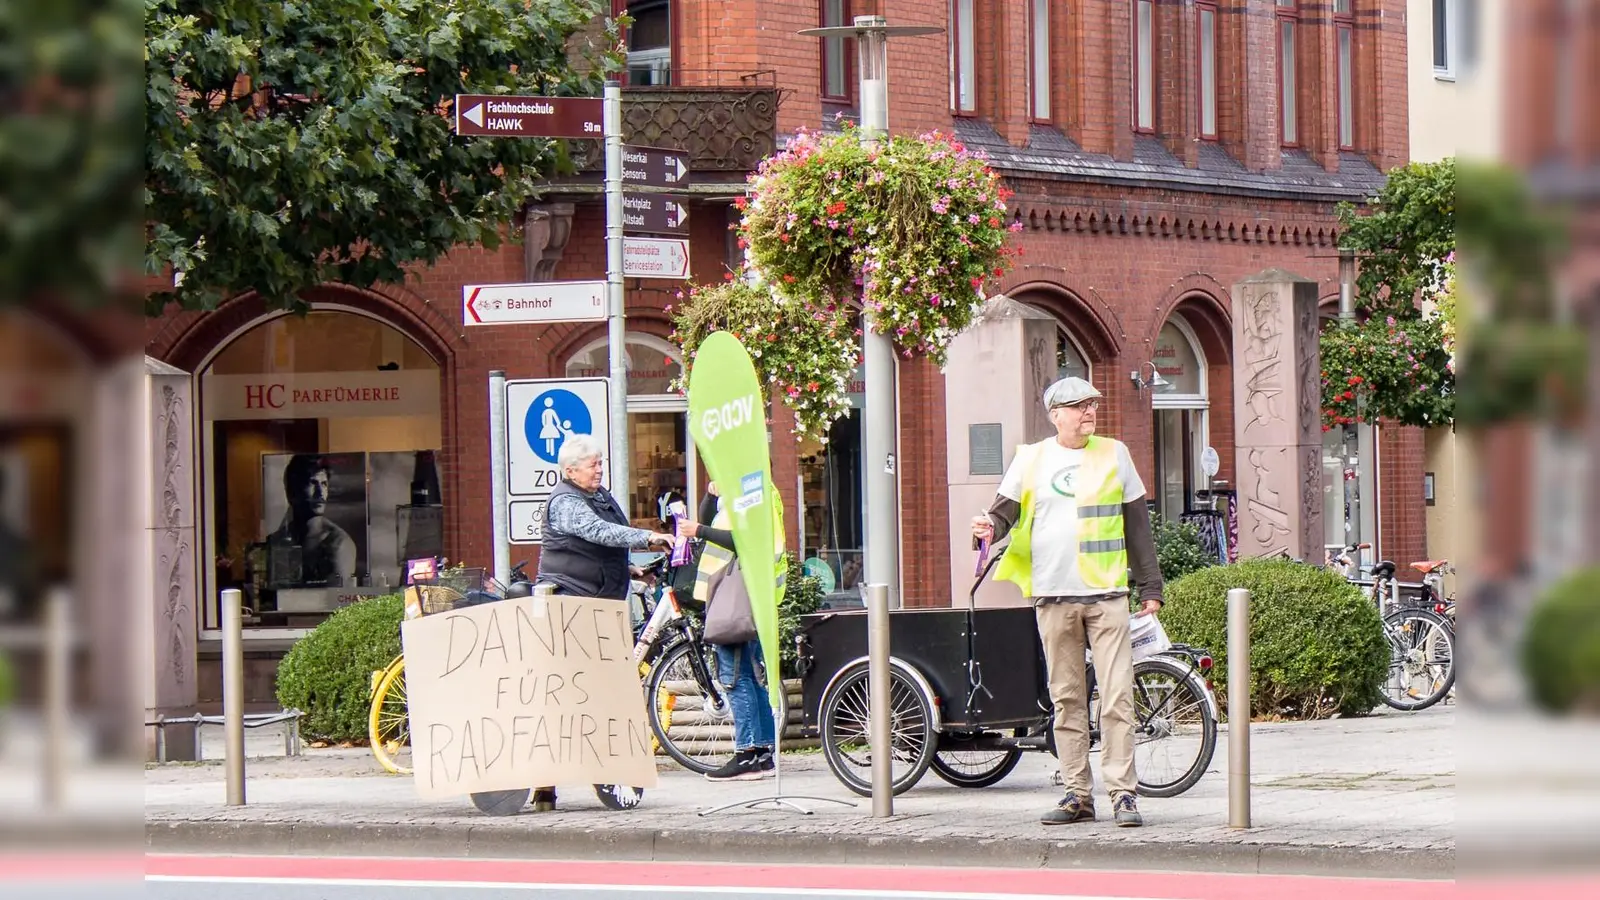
<box><xmin>142</xmin><ymin>0</ymin><xmax>1426</xmax><ymax>618</ymax></box>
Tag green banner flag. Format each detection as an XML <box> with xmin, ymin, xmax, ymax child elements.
<box><xmin>686</xmin><ymin>331</ymin><xmax>785</xmax><ymax>712</ymax></box>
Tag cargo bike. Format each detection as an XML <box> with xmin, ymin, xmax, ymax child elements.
<box><xmin>794</xmin><ymin>553</ymin><xmax>1219</xmax><ymax>798</ymax></box>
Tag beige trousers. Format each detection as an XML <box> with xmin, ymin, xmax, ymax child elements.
<box><xmin>1035</xmin><ymin>596</ymin><xmax>1138</xmax><ymax>799</ymax></box>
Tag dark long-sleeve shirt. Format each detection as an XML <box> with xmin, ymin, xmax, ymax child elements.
<box><xmin>697</xmin><ymin>491</ymin><xmax>735</xmax><ymax>553</ymax></box>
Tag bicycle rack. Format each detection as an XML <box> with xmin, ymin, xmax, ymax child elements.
<box><xmin>145</xmin><ymin>709</ymin><xmax>303</xmax><ymax>763</ymax></box>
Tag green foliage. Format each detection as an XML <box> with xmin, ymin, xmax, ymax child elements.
<box><xmin>1336</xmin><ymin>160</ymin><xmax>1456</xmax><ymax>319</ymax></box>
<box><xmin>737</xmin><ymin>123</ymin><xmax>1023</xmax><ymax>367</ymax></box>
<box><xmin>670</xmin><ymin>277</ymin><xmax>860</xmax><ymax>443</ymax></box>
<box><xmin>1152</xmin><ymin>515</ymin><xmax>1216</xmax><ymax>584</ymax></box>
<box><xmin>144</xmin><ymin>0</ymin><xmax>619</xmax><ymax>314</ymax></box>
<box><xmin>2</xmin><ymin>0</ymin><xmax>144</xmax><ymax>309</ymax></box>
<box><xmin>1521</xmin><ymin>568</ymin><xmax>1600</xmax><ymax>715</ymax></box>
<box><xmin>1160</xmin><ymin>559</ymin><xmax>1390</xmax><ymax>720</ymax></box>
<box><xmin>0</xmin><ymin>651</ymin><xmax>14</xmax><ymax>708</ymax></box>
<box><xmin>1320</xmin><ymin>314</ymin><xmax>1456</xmax><ymax>428</ymax></box>
<box><xmin>778</xmin><ymin>554</ymin><xmax>825</xmax><ymax>679</ymax></box>
<box><xmin>275</xmin><ymin>594</ymin><xmax>403</xmax><ymax>742</ymax></box>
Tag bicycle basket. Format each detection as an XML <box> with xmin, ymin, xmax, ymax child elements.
<box><xmin>411</xmin><ymin>567</ymin><xmax>507</xmax><ymax>615</ymax></box>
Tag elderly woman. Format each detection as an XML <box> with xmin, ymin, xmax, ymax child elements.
<box><xmin>529</xmin><ymin>436</ymin><xmax>672</xmax><ymax>812</ymax></box>
<box><xmin>535</xmin><ymin>434</ymin><xmax>674</xmax><ymax>601</ymax></box>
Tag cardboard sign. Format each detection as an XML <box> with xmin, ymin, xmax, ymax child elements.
<box><xmin>400</xmin><ymin>594</ymin><xmax>659</xmax><ymax>799</ymax></box>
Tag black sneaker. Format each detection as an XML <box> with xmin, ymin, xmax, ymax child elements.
<box><xmin>1113</xmin><ymin>791</ymin><xmax>1144</xmax><ymax>827</ymax></box>
<box><xmin>705</xmin><ymin>749</ymin><xmax>771</xmax><ymax>781</ymax></box>
<box><xmin>1041</xmin><ymin>791</ymin><xmax>1096</xmax><ymax>825</ymax></box>
<box><xmin>753</xmin><ymin>747</ymin><xmax>775</xmax><ymax>771</ymax></box>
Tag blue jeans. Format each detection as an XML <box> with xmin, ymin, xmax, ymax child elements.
<box><xmin>714</xmin><ymin>639</ymin><xmax>776</xmax><ymax>752</ymax></box>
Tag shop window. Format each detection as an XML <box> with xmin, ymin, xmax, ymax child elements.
<box><xmin>199</xmin><ymin>309</ymin><xmax>443</xmax><ymax>631</ymax></box>
<box><xmin>617</xmin><ymin>0</ymin><xmax>673</xmax><ymax>86</ymax></box>
<box><xmin>1150</xmin><ymin>317</ymin><xmax>1209</xmax><ymax>519</ymax></box>
<box><xmin>798</xmin><ymin>363</ymin><xmax>864</xmax><ymax>601</ymax></box>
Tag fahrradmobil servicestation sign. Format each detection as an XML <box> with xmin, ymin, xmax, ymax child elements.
<box><xmin>621</xmin><ymin>237</ymin><xmax>690</xmax><ymax>279</ymax></box>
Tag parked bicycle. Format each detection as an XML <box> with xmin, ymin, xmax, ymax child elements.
<box><xmin>1326</xmin><ymin>544</ymin><xmax>1455</xmax><ymax>711</ymax></box>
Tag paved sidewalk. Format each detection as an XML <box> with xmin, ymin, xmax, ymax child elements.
<box><xmin>143</xmin><ymin>707</ymin><xmax>1454</xmax><ymax>878</ymax></box>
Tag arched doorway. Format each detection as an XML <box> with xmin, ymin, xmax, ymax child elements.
<box><xmin>565</xmin><ymin>332</ymin><xmax>692</xmax><ymax>527</ymax></box>
<box><xmin>1149</xmin><ymin>315</ymin><xmax>1210</xmax><ymax>519</ymax></box>
<box><xmin>196</xmin><ymin>306</ymin><xmax>444</xmax><ymax>635</ymax></box>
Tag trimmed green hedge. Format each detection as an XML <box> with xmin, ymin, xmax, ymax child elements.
<box><xmin>1161</xmin><ymin>558</ymin><xmax>1389</xmax><ymax>719</ymax></box>
<box><xmin>1522</xmin><ymin>567</ymin><xmax>1600</xmax><ymax>715</ymax></box>
<box><xmin>275</xmin><ymin>594</ymin><xmax>404</xmax><ymax>743</ymax></box>
<box><xmin>1153</xmin><ymin>514</ymin><xmax>1217</xmax><ymax>583</ymax></box>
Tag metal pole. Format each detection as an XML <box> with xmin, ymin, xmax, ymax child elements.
<box><xmin>41</xmin><ymin>588</ymin><xmax>70</xmax><ymax>809</ymax></box>
<box><xmin>222</xmin><ymin>588</ymin><xmax>246</xmax><ymax>806</ymax></box>
<box><xmin>1227</xmin><ymin>587</ymin><xmax>1251</xmax><ymax>829</ymax></box>
<box><xmin>1338</xmin><ymin>248</ymin><xmax>1356</xmax><ymax>321</ymax></box>
<box><xmin>865</xmin><ymin>582</ymin><xmax>893</xmax><ymax>817</ymax></box>
<box><xmin>603</xmin><ymin>79</ymin><xmax>631</xmax><ymax>514</ymax></box>
<box><xmin>856</xmin><ymin>16</ymin><xmax>901</xmax><ymax>608</ymax></box>
<box><xmin>489</xmin><ymin>369</ymin><xmax>511</xmax><ymax>586</ymax></box>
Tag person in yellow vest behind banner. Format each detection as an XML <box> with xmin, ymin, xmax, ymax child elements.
<box><xmin>970</xmin><ymin>376</ymin><xmax>1165</xmax><ymax>828</ymax></box>
<box><xmin>677</xmin><ymin>480</ymin><xmax>788</xmax><ymax>781</ymax></box>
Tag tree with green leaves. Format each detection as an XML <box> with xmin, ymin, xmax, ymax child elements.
<box><xmin>1320</xmin><ymin>159</ymin><xmax>1457</xmax><ymax>428</ymax></box>
<box><xmin>144</xmin><ymin>0</ymin><xmax>617</xmax><ymax>315</ymax></box>
<box><xmin>2</xmin><ymin>1</ymin><xmax>144</xmax><ymax>311</ymax></box>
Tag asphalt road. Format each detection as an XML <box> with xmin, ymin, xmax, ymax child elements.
<box><xmin>137</xmin><ymin>855</ymin><xmax>1465</xmax><ymax>900</ymax></box>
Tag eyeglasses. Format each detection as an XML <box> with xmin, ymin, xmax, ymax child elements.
<box><xmin>1051</xmin><ymin>398</ymin><xmax>1100</xmax><ymax>412</ymax></box>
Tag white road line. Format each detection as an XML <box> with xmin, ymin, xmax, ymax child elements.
<box><xmin>144</xmin><ymin>875</ymin><xmax>1176</xmax><ymax>900</ymax></box>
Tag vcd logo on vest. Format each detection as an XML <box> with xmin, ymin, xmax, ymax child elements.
<box><xmin>733</xmin><ymin>471</ymin><xmax>765</xmax><ymax>513</ymax></box>
<box><xmin>699</xmin><ymin>394</ymin><xmax>758</xmax><ymax>440</ymax></box>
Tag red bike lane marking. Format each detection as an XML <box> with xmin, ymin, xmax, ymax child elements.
<box><xmin>144</xmin><ymin>854</ymin><xmax>1460</xmax><ymax>899</ymax></box>
<box><xmin>0</xmin><ymin>853</ymin><xmax>145</xmax><ymax>881</ymax></box>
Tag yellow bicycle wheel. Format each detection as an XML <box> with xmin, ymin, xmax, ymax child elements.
<box><xmin>368</xmin><ymin>655</ymin><xmax>412</xmax><ymax>775</ymax></box>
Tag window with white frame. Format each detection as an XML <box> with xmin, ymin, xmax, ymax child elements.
<box><xmin>1278</xmin><ymin>0</ymin><xmax>1299</xmax><ymax>145</ymax></box>
<box><xmin>1134</xmin><ymin>0</ymin><xmax>1155</xmax><ymax>131</ymax></box>
<box><xmin>1029</xmin><ymin>0</ymin><xmax>1051</xmax><ymax>121</ymax></box>
<box><xmin>618</xmin><ymin>0</ymin><xmax>672</xmax><ymax>86</ymax></box>
<box><xmin>1337</xmin><ymin>0</ymin><xmax>1354</xmax><ymax>149</ymax></box>
<box><xmin>950</xmin><ymin>0</ymin><xmax>976</xmax><ymax>113</ymax></box>
<box><xmin>1198</xmin><ymin>1</ymin><xmax>1217</xmax><ymax>139</ymax></box>
<box><xmin>1433</xmin><ymin>0</ymin><xmax>1454</xmax><ymax>78</ymax></box>
<box><xmin>820</xmin><ymin>0</ymin><xmax>852</xmax><ymax>104</ymax></box>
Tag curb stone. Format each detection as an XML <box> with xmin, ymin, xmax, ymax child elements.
<box><xmin>144</xmin><ymin>820</ymin><xmax>1455</xmax><ymax>880</ymax></box>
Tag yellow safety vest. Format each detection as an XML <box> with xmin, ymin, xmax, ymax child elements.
<box><xmin>692</xmin><ymin>485</ymin><xmax>787</xmax><ymax>606</ymax></box>
<box><xmin>994</xmin><ymin>435</ymin><xmax>1129</xmax><ymax>597</ymax></box>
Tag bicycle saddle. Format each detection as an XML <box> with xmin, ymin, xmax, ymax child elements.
<box><xmin>1371</xmin><ymin>560</ymin><xmax>1397</xmax><ymax>579</ymax></box>
<box><xmin>1410</xmin><ymin>559</ymin><xmax>1448</xmax><ymax>574</ymax></box>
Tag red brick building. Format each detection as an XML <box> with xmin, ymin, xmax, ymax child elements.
<box><xmin>125</xmin><ymin>0</ymin><xmax>1427</xmax><ymax>699</ymax></box>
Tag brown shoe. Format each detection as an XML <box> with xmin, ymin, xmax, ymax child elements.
<box><xmin>1041</xmin><ymin>792</ymin><xmax>1096</xmax><ymax>825</ymax></box>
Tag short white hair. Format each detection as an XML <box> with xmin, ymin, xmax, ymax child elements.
<box><xmin>558</xmin><ymin>434</ymin><xmax>606</xmax><ymax>471</ymax></box>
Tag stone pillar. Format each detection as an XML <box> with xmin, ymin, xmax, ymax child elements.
<box><xmin>943</xmin><ymin>296</ymin><xmax>1060</xmax><ymax>607</ymax></box>
<box><xmin>1231</xmin><ymin>269</ymin><xmax>1322</xmax><ymax>561</ymax></box>
<box><xmin>138</xmin><ymin>358</ymin><xmax>200</xmax><ymax>760</ymax></box>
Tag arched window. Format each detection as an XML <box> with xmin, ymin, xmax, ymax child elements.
<box><xmin>1149</xmin><ymin>314</ymin><xmax>1209</xmax><ymax>518</ymax></box>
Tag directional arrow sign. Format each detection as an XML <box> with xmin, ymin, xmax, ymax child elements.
<box><xmin>462</xmin><ymin>280</ymin><xmax>606</xmax><ymax>326</ymax></box>
<box><xmin>622</xmin><ymin>193</ymin><xmax>690</xmax><ymax>235</ymax></box>
<box><xmin>622</xmin><ymin>237</ymin><xmax>691</xmax><ymax>279</ymax></box>
<box><xmin>621</xmin><ymin>145</ymin><xmax>690</xmax><ymax>189</ymax></box>
<box><xmin>453</xmin><ymin>95</ymin><xmax>604</xmax><ymax>139</ymax></box>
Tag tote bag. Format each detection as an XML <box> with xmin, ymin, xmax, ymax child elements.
<box><xmin>702</xmin><ymin>557</ymin><xmax>758</xmax><ymax>645</ymax></box>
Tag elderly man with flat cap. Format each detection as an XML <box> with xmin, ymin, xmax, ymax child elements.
<box><xmin>971</xmin><ymin>376</ymin><xmax>1165</xmax><ymax>828</ymax></box>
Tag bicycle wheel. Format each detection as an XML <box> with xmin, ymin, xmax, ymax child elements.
<box><xmin>818</xmin><ymin>660</ymin><xmax>936</xmax><ymax>797</ymax></box>
<box><xmin>645</xmin><ymin>639</ymin><xmax>735</xmax><ymax>774</ymax></box>
<box><xmin>1380</xmin><ymin>607</ymin><xmax>1455</xmax><ymax>711</ymax></box>
<box><xmin>929</xmin><ymin>732</ymin><xmax>1023</xmax><ymax>788</ymax></box>
<box><xmin>1128</xmin><ymin>655</ymin><xmax>1216</xmax><ymax>798</ymax></box>
<box><xmin>368</xmin><ymin>655</ymin><xmax>411</xmax><ymax>775</ymax></box>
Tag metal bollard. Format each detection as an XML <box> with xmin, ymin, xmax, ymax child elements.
<box><xmin>1227</xmin><ymin>587</ymin><xmax>1251</xmax><ymax>829</ymax></box>
<box><xmin>42</xmin><ymin>589</ymin><xmax>71</xmax><ymax>810</ymax></box>
<box><xmin>865</xmin><ymin>583</ymin><xmax>892</xmax><ymax>818</ymax></box>
<box><xmin>222</xmin><ymin>588</ymin><xmax>246</xmax><ymax>806</ymax></box>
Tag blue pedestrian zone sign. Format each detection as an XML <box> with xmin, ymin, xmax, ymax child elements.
<box><xmin>526</xmin><ymin>389</ymin><xmax>594</xmax><ymax>464</ymax></box>
<box><xmin>504</xmin><ymin>378</ymin><xmax>611</xmax><ymax>532</ymax></box>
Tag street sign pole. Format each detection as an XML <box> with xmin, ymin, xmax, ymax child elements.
<box><xmin>603</xmin><ymin>80</ymin><xmax>630</xmax><ymax>513</ymax></box>
<box><xmin>489</xmin><ymin>369</ymin><xmax>511</xmax><ymax>586</ymax></box>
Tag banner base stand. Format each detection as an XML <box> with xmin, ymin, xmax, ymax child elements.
<box><xmin>697</xmin><ymin>707</ymin><xmax>858</xmax><ymax>817</ymax></box>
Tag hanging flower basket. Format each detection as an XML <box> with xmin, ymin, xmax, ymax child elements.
<box><xmin>669</xmin><ymin>275</ymin><xmax>860</xmax><ymax>444</ymax></box>
<box><xmin>737</xmin><ymin>123</ymin><xmax>1023</xmax><ymax>367</ymax></box>
<box><xmin>1319</xmin><ymin>314</ymin><xmax>1455</xmax><ymax>429</ymax></box>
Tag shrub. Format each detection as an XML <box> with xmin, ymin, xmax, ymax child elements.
<box><xmin>1521</xmin><ymin>567</ymin><xmax>1600</xmax><ymax>715</ymax></box>
<box><xmin>1161</xmin><ymin>558</ymin><xmax>1389</xmax><ymax>719</ymax></box>
<box><xmin>779</xmin><ymin>554</ymin><xmax>825</xmax><ymax>679</ymax></box>
<box><xmin>275</xmin><ymin>594</ymin><xmax>404</xmax><ymax>743</ymax></box>
<box><xmin>1153</xmin><ymin>514</ymin><xmax>1216</xmax><ymax>584</ymax></box>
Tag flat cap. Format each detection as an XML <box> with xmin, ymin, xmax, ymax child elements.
<box><xmin>1043</xmin><ymin>376</ymin><xmax>1102</xmax><ymax>409</ymax></box>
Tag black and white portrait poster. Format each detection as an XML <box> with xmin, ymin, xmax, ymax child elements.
<box><xmin>260</xmin><ymin>452</ymin><xmax>368</xmax><ymax>589</ymax></box>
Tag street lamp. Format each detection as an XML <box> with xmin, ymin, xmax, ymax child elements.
<box><xmin>797</xmin><ymin>16</ymin><xmax>941</xmax><ymax>609</ymax></box>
